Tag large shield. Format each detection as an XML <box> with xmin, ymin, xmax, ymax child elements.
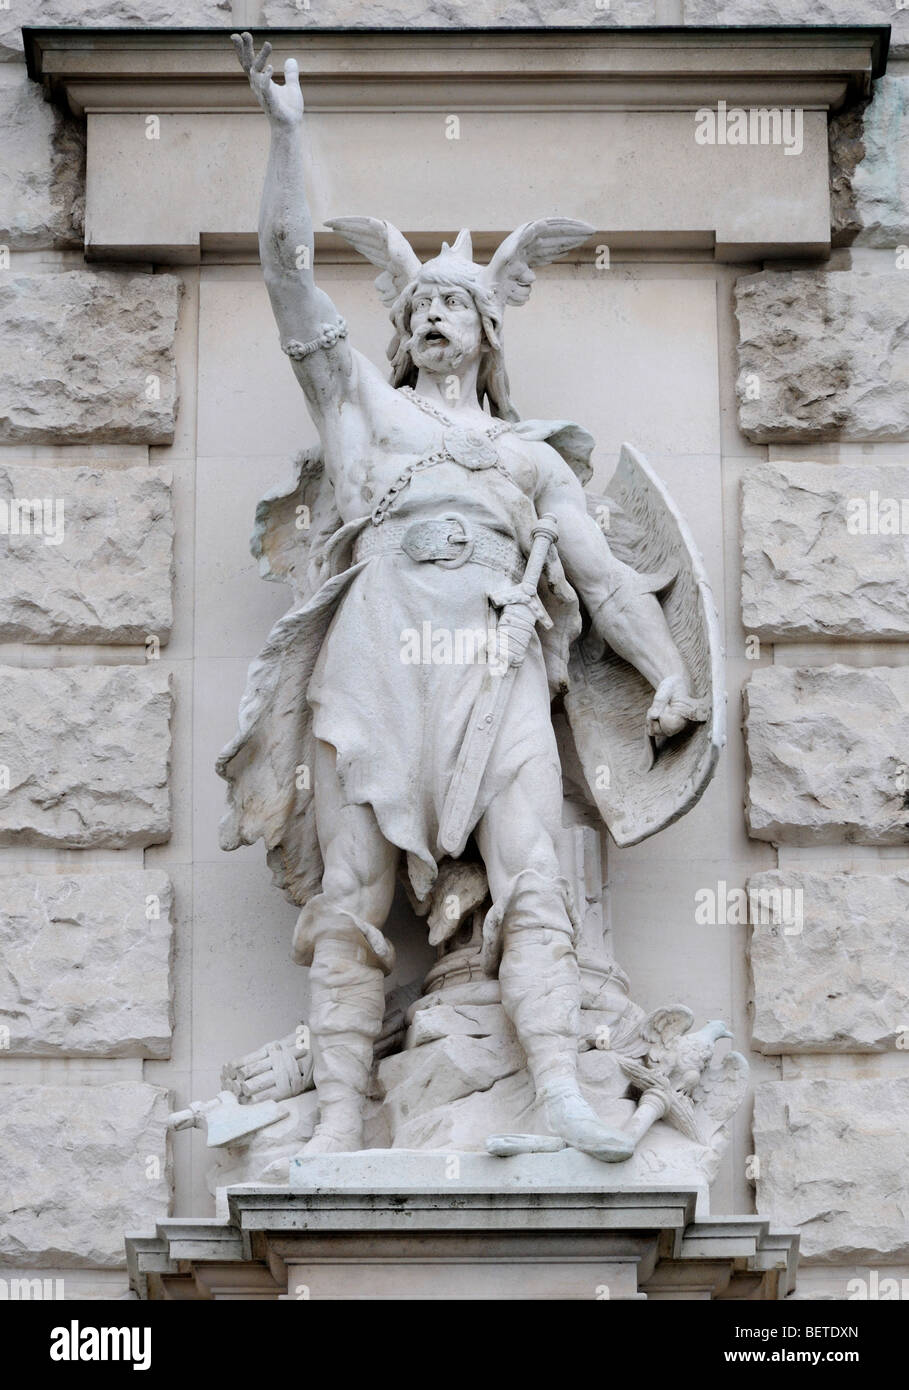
<box><xmin>564</xmin><ymin>443</ymin><xmax>725</xmax><ymax>848</ymax></box>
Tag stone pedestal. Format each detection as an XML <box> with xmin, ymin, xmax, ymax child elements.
<box><xmin>126</xmin><ymin>1152</ymin><xmax>797</xmax><ymax>1301</ymax></box>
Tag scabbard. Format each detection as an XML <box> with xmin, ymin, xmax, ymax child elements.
<box><xmin>437</xmin><ymin>663</ymin><xmax>516</xmax><ymax>858</ymax></box>
<box><xmin>437</xmin><ymin>513</ymin><xmax>559</xmax><ymax>858</ymax></box>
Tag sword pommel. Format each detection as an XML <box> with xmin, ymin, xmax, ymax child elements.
<box><xmin>531</xmin><ymin>513</ymin><xmax>559</xmax><ymax>546</ymax></box>
<box><xmin>521</xmin><ymin>512</ymin><xmax>559</xmax><ymax>594</ymax></box>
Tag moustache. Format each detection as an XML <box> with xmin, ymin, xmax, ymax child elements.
<box><xmin>406</xmin><ymin>326</ymin><xmax>468</xmax><ymax>363</ymax></box>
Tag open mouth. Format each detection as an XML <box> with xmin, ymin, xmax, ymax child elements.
<box><xmin>422</xmin><ymin>329</ymin><xmax>450</xmax><ymax>346</ymax></box>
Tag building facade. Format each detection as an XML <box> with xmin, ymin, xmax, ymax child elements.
<box><xmin>0</xmin><ymin>0</ymin><xmax>907</xmax><ymax>1300</ymax></box>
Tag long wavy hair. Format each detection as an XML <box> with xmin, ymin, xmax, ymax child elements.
<box><xmin>386</xmin><ymin>265</ymin><xmax>518</xmax><ymax>422</ymax></box>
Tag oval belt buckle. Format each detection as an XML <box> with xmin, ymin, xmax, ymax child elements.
<box><xmin>436</xmin><ymin>512</ymin><xmax>474</xmax><ymax>569</ymax></box>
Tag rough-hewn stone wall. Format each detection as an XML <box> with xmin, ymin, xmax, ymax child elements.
<box><xmin>0</xmin><ymin>0</ymin><xmax>192</xmax><ymax>1296</ymax></box>
<box><xmin>729</xmin><ymin>0</ymin><xmax>909</xmax><ymax>1280</ymax></box>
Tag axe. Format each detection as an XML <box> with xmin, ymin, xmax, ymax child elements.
<box><xmin>167</xmin><ymin>1091</ymin><xmax>289</xmax><ymax>1148</ymax></box>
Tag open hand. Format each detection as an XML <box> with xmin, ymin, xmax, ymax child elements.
<box><xmin>232</xmin><ymin>32</ymin><xmax>304</xmax><ymax>127</ymax></box>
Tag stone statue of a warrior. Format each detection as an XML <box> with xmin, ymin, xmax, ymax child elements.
<box><xmin>216</xmin><ymin>33</ymin><xmax>728</xmax><ymax>1167</ymax></box>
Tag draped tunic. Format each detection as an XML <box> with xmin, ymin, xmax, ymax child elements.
<box><xmin>217</xmin><ymin>420</ymin><xmax>589</xmax><ymax>912</ymax></box>
<box><xmin>307</xmin><ymin>461</ymin><xmax>560</xmax><ymax>899</ymax></box>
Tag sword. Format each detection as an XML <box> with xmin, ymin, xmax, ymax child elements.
<box><xmin>438</xmin><ymin>513</ymin><xmax>559</xmax><ymax>859</ymax></box>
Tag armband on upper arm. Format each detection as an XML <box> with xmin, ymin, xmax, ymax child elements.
<box><xmin>282</xmin><ymin>318</ymin><xmax>349</xmax><ymax>361</ymax></box>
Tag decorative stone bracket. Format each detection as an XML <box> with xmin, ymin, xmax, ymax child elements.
<box><xmin>25</xmin><ymin>24</ymin><xmax>887</xmax><ymax>263</ymax></box>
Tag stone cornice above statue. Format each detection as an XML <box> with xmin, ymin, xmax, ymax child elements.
<box><xmin>25</xmin><ymin>24</ymin><xmax>889</xmax><ymax>263</ymax></box>
<box><xmin>26</xmin><ymin>25</ymin><xmax>888</xmax><ymax>113</ymax></box>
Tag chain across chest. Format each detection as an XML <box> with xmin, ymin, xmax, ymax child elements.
<box><xmin>370</xmin><ymin>389</ymin><xmax>521</xmax><ymax>526</ymax></box>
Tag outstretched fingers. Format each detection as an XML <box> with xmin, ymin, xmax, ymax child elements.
<box><xmin>230</xmin><ymin>31</ymin><xmax>273</xmax><ymax>77</ymax></box>
<box><xmin>230</xmin><ymin>31</ymin><xmax>254</xmax><ymax>73</ymax></box>
<box><xmin>252</xmin><ymin>39</ymin><xmax>273</xmax><ymax>73</ymax></box>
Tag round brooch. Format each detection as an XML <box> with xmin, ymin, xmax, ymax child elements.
<box><xmin>443</xmin><ymin>427</ymin><xmax>500</xmax><ymax>471</ymax></box>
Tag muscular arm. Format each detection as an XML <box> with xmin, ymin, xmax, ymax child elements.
<box><xmin>536</xmin><ymin>451</ymin><xmax>692</xmax><ymax>733</ymax></box>
<box><xmin>234</xmin><ymin>33</ymin><xmax>354</xmax><ymax>419</ymax></box>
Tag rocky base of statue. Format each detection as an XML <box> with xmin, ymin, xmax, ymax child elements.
<box><xmin>205</xmin><ymin>992</ymin><xmax>747</xmax><ymax>1207</ymax></box>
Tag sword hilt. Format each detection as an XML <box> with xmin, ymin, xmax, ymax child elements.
<box><xmin>522</xmin><ymin>513</ymin><xmax>559</xmax><ymax>593</ymax></box>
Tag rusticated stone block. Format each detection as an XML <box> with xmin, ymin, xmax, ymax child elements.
<box><xmin>744</xmin><ymin>666</ymin><xmax>909</xmax><ymax>846</ymax></box>
<box><xmin>0</xmin><ymin>465</ymin><xmax>173</xmax><ymax>643</ymax></box>
<box><xmin>263</xmin><ymin>0</ymin><xmax>656</xmax><ymax>23</ymax></box>
<box><xmin>829</xmin><ymin>95</ymin><xmax>866</xmax><ymax>247</ymax></box>
<box><xmin>684</xmin><ymin>0</ymin><xmax>909</xmax><ymax>58</ymax></box>
<box><xmin>0</xmin><ymin>271</ymin><xmax>180</xmax><ymax>444</ymax></box>
<box><xmin>0</xmin><ymin>871</ymin><xmax>174</xmax><ymax>1057</ymax></box>
<box><xmin>0</xmin><ymin>666</ymin><xmax>172</xmax><ymax>849</ymax></box>
<box><xmin>735</xmin><ymin>271</ymin><xmax>909</xmax><ymax>442</ymax></box>
<box><xmin>852</xmin><ymin>75</ymin><xmax>909</xmax><ymax>247</ymax></box>
<box><xmin>754</xmin><ymin>1080</ymin><xmax>909</xmax><ymax>1261</ymax></box>
<box><xmin>0</xmin><ymin>74</ymin><xmax>83</xmax><ymax>249</ymax></box>
<box><xmin>0</xmin><ymin>1084</ymin><xmax>170</xmax><ymax>1267</ymax></box>
<box><xmin>741</xmin><ymin>461</ymin><xmax>909</xmax><ymax>639</ymax></box>
<box><xmin>1</xmin><ymin>1</ymin><xmax>231</xmax><ymax>61</ymax></box>
<box><xmin>748</xmin><ymin>869</ymin><xmax>909</xmax><ymax>1052</ymax></box>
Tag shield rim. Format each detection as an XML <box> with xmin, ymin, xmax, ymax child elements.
<box><xmin>567</xmin><ymin>441</ymin><xmax>726</xmax><ymax>848</ymax></box>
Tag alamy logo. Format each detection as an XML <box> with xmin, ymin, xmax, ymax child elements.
<box><xmin>400</xmin><ymin>622</ymin><xmax>510</xmax><ymax>669</ymax></box>
<box><xmin>0</xmin><ymin>497</ymin><xmax>65</xmax><ymax>545</ymax></box>
<box><xmin>695</xmin><ymin>101</ymin><xmax>803</xmax><ymax>156</ymax></box>
<box><xmin>846</xmin><ymin>1270</ymin><xmax>909</xmax><ymax>1300</ymax></box>
<box><xmin>0</xmin><ymin>1276</ymin><xmax>64</xmax><ymax>1299</ymax></box>
<box><xmin>694</xmin><ymin>880</ymin><xmax>804</xmax><ymax>933</ymax></box>
<box><xmin>846</xmin><ymin>491</ymin><xmax>909</xmax><ymax>535</ymax></box>
<box><xmin>49</xmin><ymin>1321</ymin><xmax>151</xmax><ymax>1372</ymax></box>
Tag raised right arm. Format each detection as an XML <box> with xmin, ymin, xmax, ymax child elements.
<box><xmin>233</xmin><ymin>33</ymin><xmax>355</xmax><ymax>416</ymax></box>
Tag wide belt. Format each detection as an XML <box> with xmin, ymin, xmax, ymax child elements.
<box><xmin>353</xmin><ymin>512</ymin><xmax>523</xmax><ymax>581</ymax></box>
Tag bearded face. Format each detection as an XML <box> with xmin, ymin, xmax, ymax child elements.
<box><xmin>406</xmin><ymin>281</ymin><xmax>486</xmax><ymax>376</ymax></box>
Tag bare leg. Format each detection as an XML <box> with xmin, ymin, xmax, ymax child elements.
<box><xmin>296</xmin><ymin>740</ymin><xmax>399</xmax><ymax>1154</ymax></box>
<box><xmin>476</xmin><ymin>759</ymin><xmax>634</xmax><ymax>1162</ymax></box>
